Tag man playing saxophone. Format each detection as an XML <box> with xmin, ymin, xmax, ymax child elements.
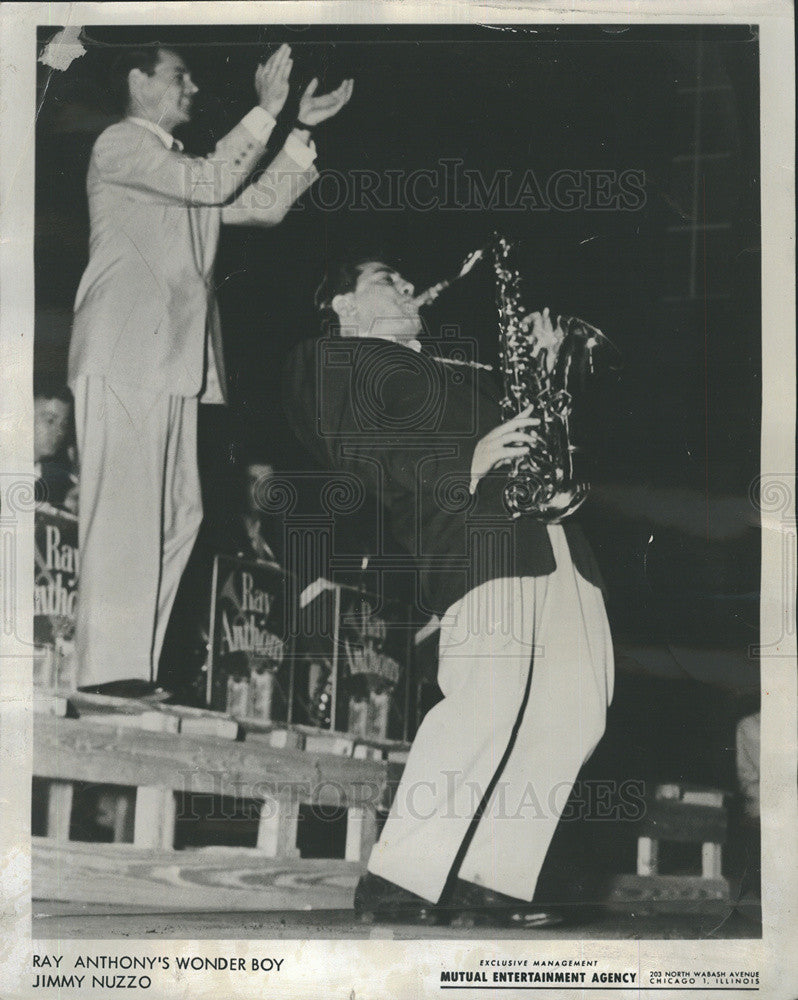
<box><xmin>282</xmin><ymin>257</ymin><xmax>614</xmax><ymax>927</ymax></box>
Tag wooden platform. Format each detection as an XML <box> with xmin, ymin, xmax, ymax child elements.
<box><xmin>33</xmin><ymin>839</ymin><xmax>360</xmax><ymax>911</ymax></box>
<box><xmin>32</xmin><ymin>696</ymin><xmax>738</xmax><ymax>918</ymax></box>
<box><xmin>32</xmin><ymin>694</ymin><xmax>405</xmax><ymax>911</ymax></box>
<box><xmin>34</xmin><ymin>713</ymin><xmax>391</xmax><ymax>808</ymax></box>
<box><xmin>34</xmin><ymin>900</ymin><xmax>761</xmax><ymax>941</ymax></box>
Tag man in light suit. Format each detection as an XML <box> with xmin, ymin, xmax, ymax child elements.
<box><xmin>69</xmin><ymin>44</ymin><xmax>352</xmax><ymax>689</ymax></box>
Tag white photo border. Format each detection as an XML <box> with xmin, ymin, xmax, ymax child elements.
<box><xmin>1</xmin><ymin>3</ymin><xmax>795</xmax><ymax>998</ymax></box>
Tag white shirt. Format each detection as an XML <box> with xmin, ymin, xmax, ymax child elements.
<box><xmin>126</xmin><ymin>107</ymin><xmax>317</xmax><ymax>169</ymax></box>
<box><xmin>127</xmin><ymin>116</ymin><xmax>185</xmax><ymax>151</ymax></box>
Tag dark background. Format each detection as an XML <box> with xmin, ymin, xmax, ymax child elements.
<box><xmin>34</xmin><ymin>26</ymin><xmax>761</xmax><ymax>867</ymax></box>
<box><xmin>35</xmin><ymin>22</ymin><xmax>761</xmax><ymax>635</ymax></box>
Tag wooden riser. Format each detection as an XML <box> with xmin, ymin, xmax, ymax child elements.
<box><xmin>32</xmin><ymin>712</ymin><xmax>390</xmax><ymax>907</ymax></box>
<box><xmin>606</xmin><ymin>874</ymin><xmax>731</xmax><ymax>913</ymax></box>
<box><xmin>33</xmin><ymin>851</ymin><xmax>733</xmax><ymax>916</ymax></box>
<box><xmin>34</xmin><ymin>715</ymin><xmax>387</xmax><ymax>807</ymax></box>
<box><xmin>33</xmin><ymin>838</ymin><xmax>360</xmax><ymax>912</ymax></box>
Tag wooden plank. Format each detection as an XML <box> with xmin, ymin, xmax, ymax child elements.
<box><xmin>239</xmin><ymin>718</ymin><xmax>411</xmax><ymax>755</ymax></box>
<box><xmin>360</xmin><ymin>808</ymin><xmax>379</xmax><ymax>865</ymax></box>
<box><xmin>34</xmin><ymin>715</ymin><xmax>388</xmax><ymax>809</ymax></box>
<box><xmin>639</xmin><ymin>800</ymin><xmax>727</xmax><ymax>844</ymax></box>
<box><xmin>32</xmin><ymin>837</ymin><xmax>360</xmax><ymax>911</ymax></box>
<box><xmin>79</xmin><ymin>712</ymin><xmax>180</xmax><ymax>734</ymax></box>
<box><xmin>256</xmin><ymin>797</ymin><xmax>300</xmax><ymax>859</ymax></box>
<box><xmin>344</xmin><ymin>807</ymin><xmax>365</xmax><ymax>862</ymax></box>
<box><xmin>33</xmin><ymin>691</ymin><xmax>67</xmax><ymax>717</ymax></box>
<box><xmin>45</xmin><ymin>781</ymin><xmax>73</xmax><ymax>842</ymax></box>
<box><xmin>133</xmin><ymin>788</ymin><xmax>176</xmax><ymax>850</ymax></box>
<box><xmin>256</xmin><ymin>798</ymin><xmax>281</xmax><ymax>857</ymax></box>
<box><xmin>606</xmin><ymin>874</ymin><xmax>730</xmax><ymax>913</ymax></box>
<box><xmin>279</xmin><ymin>806</ymin><xmax>301</xmax><ymax>859</ymax></box>
<box><xmin>701</xmin><ymin>842</ymin><xmax>723</xmax><ymax>879</ymax></box>
<box><xmin>179</xmin><ymin>716</ymin><xmax>239</xmax><ymax>740</ymax></box>
<box><xmin>111</xmin><ymin>793</ymin><xmax>133</xmax><ymax>844</ymax></box>
<box><xmin>256</xmin><ymin>728</ymin><xmax>305</xmax><ymax>750</ymax></box>
<box><xmin>305</xmin><ymin>733</ymin><xmax>355</xmax><ymax>756</ymax></box>
<box><xmin>636</xmin><ymin>836</ymin><xmax>659</xmax><ymax>877</ymax></box>
<box><xmin>654</xmin><ymin>784</ymin><xmax>727</xmax><ymax>808</ymax></box>
<box><xmin>680</xmin><ymin>790</ymin><xmax>726</xmax><ymax>808</ymax></box>
<box><xmin>69</xmin><ymin>691</ymin><xmax>232</xmax><ymax>722</ymax></box>
<box><xmin>344</xmin><ymin>806</ymin><xmax>379</xmax><ymax>864</ymax></box>
<box><xmin>68</xmin><ymin>694</ymin><xmax>414</xmax><ymax>754</ymax></box>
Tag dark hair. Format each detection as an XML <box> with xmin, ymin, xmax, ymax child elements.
<box><xmin>33</xmin><ymin>377</ymin><xmax>73</xmax><ymax>406</ymax></box>
<box><xmin>108</xmin><ymin>46</ymin><xmax>166</xmax><ymax>115</ymax></box>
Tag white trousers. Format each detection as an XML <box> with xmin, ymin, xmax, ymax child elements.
<box><xmin>73</xmin><ymin>378</ymin><xmax>202</xmax><ymax>687</ymax></box>
<box><xmin>368</xmin><ymin>525</ymin><xmax>614</xmax><ymax>903</ymax></box>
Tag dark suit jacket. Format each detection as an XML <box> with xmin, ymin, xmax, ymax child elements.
<box><xmin>283</xmin><ymin>336</ymin><xmax>604</xmax><ymax>616</ymax></box>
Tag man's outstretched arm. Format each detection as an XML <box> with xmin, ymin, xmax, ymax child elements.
<box><xmin>221</xmin><ymin>77</ymin><xmax>353</xmax><ymax>226</ymax></box>
<box><xmin>220</xmin><ymin>130</ymin><xmax>319</xmax><ymax>226</ymax></box>
<box><xmin>92</xmin><ymin>44</ymin><xmax>294</xmax><ymax>206</ymax></box>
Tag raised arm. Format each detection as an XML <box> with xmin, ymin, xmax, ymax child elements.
<box><xmin>220</xmin><ymin>132</ymin><xmax>318</xmax><ymax>226</ymax></box>
<box><xmin>221</xmin><ymin>76</ymin><xmax>353</xmax><ymax>227</ymax></box>
<box><xmin>92</xmin><ymin>44</ymin><xmax>295</xmax><ymax>206</ymax></box>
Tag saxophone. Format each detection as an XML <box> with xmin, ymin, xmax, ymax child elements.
<box><xmin>415</xmin><ymin>234</ymin><xmax>619</xmax><ymax>521</ymax></box>
<box><xmin>492</xmin><ymin>234</ymin><xmax>617</xmax><ymax>521</ymax></box>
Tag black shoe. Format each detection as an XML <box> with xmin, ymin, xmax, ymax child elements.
<box><xmin>440</xmin><ymin>878</ymin><xmax>565</xmax><ymax>929</ymax></box>
<box><xmin>354</xmin><ymin>872</ymin><xmax>440</xmax><ymax>925</ymax></box>
<box><xmin>76</xmin><ymin>680</ymin><xmax>173</xmax><ymax>702</ymax></box>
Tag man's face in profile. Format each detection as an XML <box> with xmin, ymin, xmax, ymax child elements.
<box><xmin>337</xmin><ymin>262</ymin><xmax>423</xmax><ymax>342</ymax></box>
<box><xmin>34</xmin><ymin>396</ymin><xmax>70</xmax><ymax>463</ymax></box>
<box><xmin>136</xmin><ymin>49</ymin><xmax>198</xmax><ymax>131</ymax></box>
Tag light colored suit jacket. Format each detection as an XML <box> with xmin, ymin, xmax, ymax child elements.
<box><xmin>69</xmin><ymin>113</ymin><xmax>319</xmax><ymax>399</ymax></box>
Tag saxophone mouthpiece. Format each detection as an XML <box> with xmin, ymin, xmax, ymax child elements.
<box><xmin>458</xmin><ymin>247</ymin><xmax>484</xmax><ymax>277</ymax></box>
<box><xmin>414</xmin><ymin>247</ymin><xmax>486</xmax><ymax>308</ymax></box>
<box><xmin>413</xmin><ymin>282</ymin><xmax>449</xmax><ymax>309</ymax></box>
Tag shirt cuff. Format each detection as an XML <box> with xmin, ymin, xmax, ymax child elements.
<box><xmin>283</xmin><ymin>131</ymin><xmax>318</xmax><ymax>170</ymax></box>
<box><xmin>241</xmin><ymin>106</ymin><xmax>277</xmax><ymax>145</ymax></box>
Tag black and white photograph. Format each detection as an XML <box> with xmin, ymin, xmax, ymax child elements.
<box><xmin>0</xmin><ymin>3</ymin><xmax>795</xmax><ymax>999</ymax></box>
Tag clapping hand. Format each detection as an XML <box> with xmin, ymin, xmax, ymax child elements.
<box><xmin>298</xmin><ymin>77</ymin><xmax>354</xmax><ymax>127</ymax></box>
<box><xmin>255</xmin><ymin>43</ymin><xmax>293</xmax><ymax>118</ymax></box>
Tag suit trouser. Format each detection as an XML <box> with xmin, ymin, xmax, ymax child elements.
<box><xmin>72</xmin><ymin>377</ymin><xmax>203</xmax><ymax>687</ymax></box>
<box><xmin>367</xmin><ymin>525</ymin><xmax>614</xmax><ymax>904</ymax></box>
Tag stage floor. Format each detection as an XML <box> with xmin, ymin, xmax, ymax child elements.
<box><xmin>33</xmin><ymin>900</ymin><xmax>761</xmax><ymax>940</ymax></box>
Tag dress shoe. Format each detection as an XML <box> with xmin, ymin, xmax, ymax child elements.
<box><xmin>77</xmin><ymin>680</ymin><xmax>173</xmax><ymax>702</ymax></box>
<box><xmin>353</xmin><ymin>872</ymin><xmax>440</xmax><ymax>925</ymax></box>
<box><xmin>440</xmin><ymin>878</ymin><xmax>565</xmax><ymax>929</ymax></box>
